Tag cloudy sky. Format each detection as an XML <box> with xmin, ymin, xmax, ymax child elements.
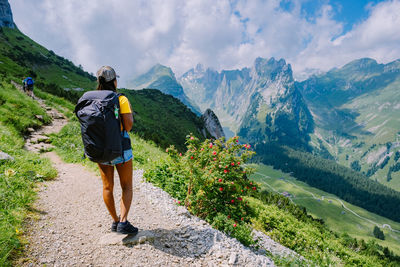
<box><xmin>9</xmin><ymin>0</ymin><xmax>400</xmax><ymax>86</ymax></box>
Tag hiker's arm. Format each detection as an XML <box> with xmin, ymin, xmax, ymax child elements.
<box><xmin>121</xmin><ymin>113</ymin><xmax>133</xmax><ymax>132</ymax></box>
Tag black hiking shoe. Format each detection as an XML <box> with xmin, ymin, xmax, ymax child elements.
<box><xmin>117</xmin><ymin>221</ymin><xmax>138</xmax><ymax>235</ymax></box>
<box><xmin>111</xmin><ymin>221</ymin><xmax>119</xmax><ymax>232</ymax></box>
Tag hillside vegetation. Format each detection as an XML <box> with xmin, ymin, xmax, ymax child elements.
<box><xmin>120</xmin><ymin>89</ymin><xmax>211</xmax><ymax>151</ymax></box>
<box><xmin>252</xmin><ymin>164</ymin><xmax>400</xmax><ymax>256</ymax></box>
<box><xmin>255</xmin><ymin>143</ymin><xmax>400</xmax><ymax>223</ymax></box>
<box><xmin>0</xmin><ymin>80</ymin><xmax>57</xmax><ymax>265</ymax></box>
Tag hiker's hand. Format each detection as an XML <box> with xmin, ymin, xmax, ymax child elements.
<box><xmin>121</xmin><ymin>113</ymin><xmax>133</xmax><ymax>131</ymax></box>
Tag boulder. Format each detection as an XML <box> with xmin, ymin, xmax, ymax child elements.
<box><xmin>99</xmin><ymin>230</ymin><xmax>155</xmax><ymax>246</ymax></box>
<box><xmin>0</xmin><ymin>151</ymin><xmax>14</xmax><ymax>161</ymax></box>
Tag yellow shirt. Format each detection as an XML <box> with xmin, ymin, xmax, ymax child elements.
<box><xmin>119</xmin><ymin>95</ymin><xmax>131</xmax><ymax>114</ymax></box>
<box><xmin>119</xmin><ymin>95</ymin><xmax>131</xmax><ymax>130</ymax></box>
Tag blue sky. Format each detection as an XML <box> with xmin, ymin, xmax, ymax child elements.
<box><xmin>299</xmin><ymin>0</ymin><xmax>382</xmax><ymax>33</ymax></box>
<box><xmin>10</xmin><ymin>0</ymin><xmax>400</xmax><ymax>85</ymax></box>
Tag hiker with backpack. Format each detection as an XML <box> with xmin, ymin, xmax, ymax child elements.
<box><xmin>75</xmin><ymin>66</ymin><xmax>138</xmax><ymax>235</ymax></box>
<box><xmin>22</xmin><ymin>77</ymin><xmax>34</xmax><ymax>98</ymax></box>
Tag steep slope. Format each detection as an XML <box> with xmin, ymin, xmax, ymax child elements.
<box><xmin>0</xmin><ymin>27</ymin><xmax>96</xmax><ymax>97</ymax></box>
<box><xmin>180</xmin><ymin>58</ymin><xmax>313</xmax><ymax>149</ymax></box>
<box><xmin>127</xmin><ymin>64</ymin><xmax>201</xmax><ymax>115</ymax></box>
<box><xmin>297</xmin><ymin>58</ymin><xmax>400</xmax><ymax>190</ymax></box>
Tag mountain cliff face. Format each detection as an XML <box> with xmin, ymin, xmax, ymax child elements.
<box><xmin>0</xmin><ymin>0</ymin><xmax>14</xmax><ymax>28</ymax></box>
<box><xmin>201</xmin><ymin>109</ymin><xmax>225</xmax><ymax>139</ymax></box>
<box><xmin>181</xmin><ymin>57</ymin><xmax>313</xmax><ymax>149</ymax></box>
<box><xmin>128</xmin><ymin>64</ymin><xmax>201</xmax><ymax>115</ymax></box>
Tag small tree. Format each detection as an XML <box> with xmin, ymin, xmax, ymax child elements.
<box><xmin>373</xmin><ymin>226</ymin><xmax>385</xmax><ymax>240</ymax></box>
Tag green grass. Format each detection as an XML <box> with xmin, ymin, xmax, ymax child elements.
<box><xmin>251</xmin><ymin>163</ymin><xmax>400</xmax><ymax>256</ymax></box>
<box><xmin>0</xmin><ymin>27</ymin><xmax>96</xmax><ymax>90</ymax></box>
<box><xmin>0</xmin><ymin>79</ymin><xmax>57</xmax><ymax>266</ymax></box>
<box><xmin>0</xmin><ymin>81</ymin><xmax>51</xmax><ymax>133</ymax></box>
<box><xmin>34</xmin><ymin>89</ymin><xmax>75</xmax><ymax>118</ymax></box>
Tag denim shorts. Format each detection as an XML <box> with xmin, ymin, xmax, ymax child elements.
<box><xmin>101</xmin><ymin>131</ymin><xmax>133</xmax><ymax>166</ymax></box>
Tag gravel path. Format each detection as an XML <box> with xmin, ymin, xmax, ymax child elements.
<box><xmin>21</xmin><ymin>154</ymin><xmax>275</xmax><ymax>266</ymax></box>
<box><xmin>17</xmin><ymin>92</ymin><xmax>296</xmax><ymax>266</ymax></box>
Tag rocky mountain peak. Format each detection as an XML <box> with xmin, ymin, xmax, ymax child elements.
<box><xmin>0</xmin><ymin>0</ymin><xmax>14</xmax><ymax>28</ymax></box>
<box><xmin>253</xmin><ymin>57</ymin><xmax>293</xmax><ymax>83</ymax></box>
<box><xmin>201</xmin><ymin>109</ymin><xmax>225</xmax><ymax>139</ymax></box>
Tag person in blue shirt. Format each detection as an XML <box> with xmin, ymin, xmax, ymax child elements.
<box><xmin>22</xmin><ymin>77</ymin><xmax>34</xmax><ymax>98</ymax></box>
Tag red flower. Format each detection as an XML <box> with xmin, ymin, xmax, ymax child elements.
<box><xmin>209</xmin><ymin>143</ymin><xmax>213</xmax><ymax>148</ymax></box>
<box><xmin>218</xmin><ymin>178</ymin><xmax>222</xmax><ymax>182</ymax></box>
<box><xmin>241</xmin><ymin>217</ymin><xmax>244</xmax><ymax>221</ymax></box>
<box><xmin>227</xmin><ymin>215</ymin><xmax>231</xmax><ymax>218</ymax></box>
<box><xmin>233</xmin><ymin>223</ymin><xmax>237</xmax><ymax>227</ymax></box>
<box><xmin>190</xmin><ymin>136</ymin><xmax>194</xmax><ymax>140</ymax></box>
<box><xmin>212</xmin><ymin>151</ymin><xmax>217</xmax><ymax>155</ymax></box>
<box><xmin>219</xmin><ymin>187</ymin><xmax>223</xmax><ymax>191</ymax></box>
<box><xmin>241</xmin><ymin>190</ymin><xmax>244</xmax><ymax>192</ymax></box>
<box><xmin>231</xmin><ymin>182</ymin><xmax>234</xmax><ymax>185</ymax></box>
<box><xmin>231</xmin><ymin>162</ymin><xmax>235</xmax><ymax>166</ymax></box>
<box><xmin>236</xmin><ymin>139</ymin><xmax>239</xmax><ymax>143</ymax></box>
<box><xmin>190</xmin><ymin>156</ymin><xmax>194</xmax><ymax>159</ymax></box>
<box><xmin>200</xmin><ymin>148</ymin><xmax>204</xmax><ymax>151</ymax></box>
<box><xmin>238</xmin><ymin>197</ymin><xmax>242</xmax><ymax>201</ymax></box>
<box><xmin>224</xmin><ymin>169</ymin><xmax>228</xmax><ymax>174</ymax></box>
<box><xmin>252</xmin><ymin>187</ymin><xmax>257</xmax><ymax>191</ymax></box>
<box><xmin>237</xmin><ymin>162</ymin><xmax>240</xmax><ymax>165</ymax></box>
<box><xmin>231</xmin><ymin>199</ymin><xmax>235</xmax><ymax>203</ymax></box>
<box><xmin>213</xmin><ymin>158</ymin><xmax>217</xmax><ymax>161</ymax></box>
<box><xmin>225</xmin><ymin>165</ymin><xmax>228</xmax><ymax>168</ymax></box>
<box><xmin>178</xmin><ymin>201</ymin><xmax>181</xmax><ymax>204</ymax></box>
<box><xmin>179</xmin><ymin>153</ymin><xmax>182</xmax><ymax>156</ymax></box>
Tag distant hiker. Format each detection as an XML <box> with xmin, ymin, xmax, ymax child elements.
<box><xmin>75</xmin><ymin>66</ymin><xmax>137</xmax><ymax>235</ymax></box>
<box><xmin>22</xmin><ymin>77</ymin><xmax>34</xmax><ymax>98</ymax></box>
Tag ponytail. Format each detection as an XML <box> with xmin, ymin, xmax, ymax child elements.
<box><xmin>96</xmin><ymin>78</ymin><xmax>116</xmax><ymax>91</ymax></box>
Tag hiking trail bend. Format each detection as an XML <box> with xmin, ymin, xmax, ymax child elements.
<box><xmin>19</xmin><ymin>94</ymin><xmax>291</xmax><ymax>266</ymax></box>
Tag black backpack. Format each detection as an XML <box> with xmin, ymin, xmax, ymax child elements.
<box><xmin>74</xmin><ymin>90</ymin><xmax>130</xmax><ymax>163</ymax></box>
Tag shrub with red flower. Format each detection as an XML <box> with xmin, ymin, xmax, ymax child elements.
<box><xmin>145</xmin><ymin>134</ymin><xmax>258</xmax><ymax>246</ymax></box>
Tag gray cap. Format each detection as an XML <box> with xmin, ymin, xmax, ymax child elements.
<box><xmin>96</xmin><ymin>66</ymin><xmax>119</xmax><ymax>82</ymax></box>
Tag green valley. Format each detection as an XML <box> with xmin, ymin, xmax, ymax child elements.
<box><xmin>251</xmin><ymin>164</ymin><xmax>400</xmax><ymax>255</ymax></box>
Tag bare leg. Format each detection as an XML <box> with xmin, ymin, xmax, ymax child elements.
<box><xmin>98</xmin><ymin>163</ymin><xmax>119</xmax><ymax>222</ymax></box>
<box><xmin>116</xmin><ymin>159</ymin><xmax>133</xmax><ymax>222</ymax></box>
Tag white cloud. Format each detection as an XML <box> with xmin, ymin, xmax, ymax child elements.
<box><xmin>9</xmin><ymin>0</ymin><xmax>400</xmax><ymax>86</ymax></box>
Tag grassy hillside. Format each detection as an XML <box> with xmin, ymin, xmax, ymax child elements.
<box><xmin>251</xmin><ymin>164</ymin><xmax>400</xmax><ymax>256</ymax></box>
<box><xmin>255</xmin><ymin>143</ymin><xmax>400</xmax><ymax>223</ymax></box>
<box><xmin>0</xmin><ymin>27</ymin><xmax>96</xmax><ymax>102</ymax></box>
<box><xmin>0</xmin><ymin>80</ymin><xmax>57</xmax><ymax>266</ymax></box>
<box><xmin>121</xmin><ymin>89</ymin><xmax>210</xmax><ymax>151</ymax></box>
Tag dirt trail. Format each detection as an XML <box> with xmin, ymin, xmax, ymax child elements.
<box><xmin>18</xmin><ymin>92</ymin><xmax>276</xmax><ymax>266</ymax></box>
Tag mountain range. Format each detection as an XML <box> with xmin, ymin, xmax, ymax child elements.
<box><xmin>130</xmin><ymin>57</ymin><xmax>400</xmax><ymax>192</ymax></box>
